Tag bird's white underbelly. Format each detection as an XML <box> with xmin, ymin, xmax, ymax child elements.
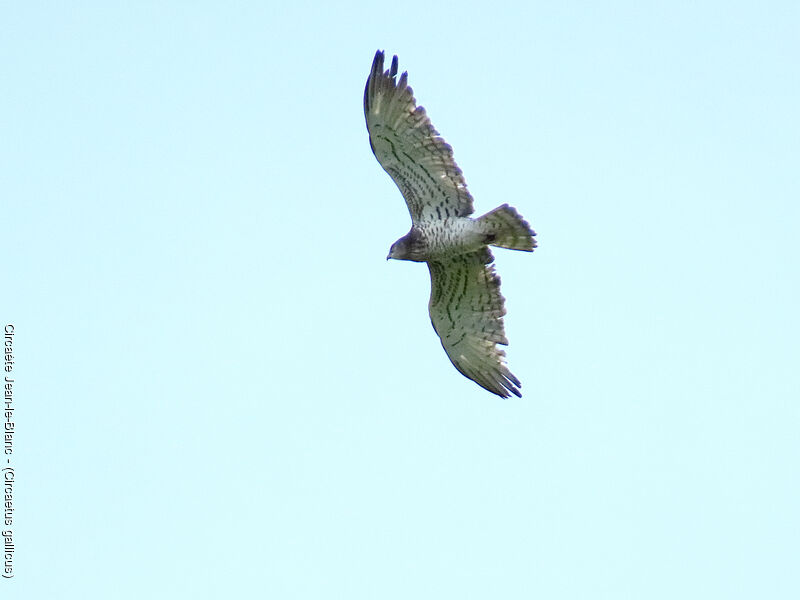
<box><xmin>418</xmin><ymin>217</ymin><xmax>485</xmax><ymax>258</ymax></box>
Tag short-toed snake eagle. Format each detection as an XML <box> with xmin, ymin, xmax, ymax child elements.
<box><xmin>364</xmin><ymin>51</ymin><xmax>537</xmax><ymax>398</ymax></box>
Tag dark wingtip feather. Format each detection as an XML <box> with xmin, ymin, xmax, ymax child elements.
<box><xmin>373</xmin><ymin>49</ymin><xmax>384</xmax><ymax>71</ymax></box>
<box><xmin>398</xmin><ymin>71</ymin><xmax>407</xmax><ymax>86</ymax></box>
<box><xmin>506</xmin><ymin>374</ymin><xmax>522</xmax><ymax>398</ymax></box>
<box><xmin>365</xmin><ymin>50</ymin><xmax>385</xmax><ymax>114</ymax></box>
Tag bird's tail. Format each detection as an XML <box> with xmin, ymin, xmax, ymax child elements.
<box><xmin>478</xmin><ymin>204</ymin><xmax>537</xmax><ymax>252</ymax></box>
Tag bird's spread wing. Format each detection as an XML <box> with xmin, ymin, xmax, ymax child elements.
<box><xmin>364</xmin><ymin>50</ymin><xmax>474</xmax><ymax>223</ymax></box>
<box><xmin>427</xmin><ymin>248</ymin><xmax>522</xmax><ymax>398</ymax></box>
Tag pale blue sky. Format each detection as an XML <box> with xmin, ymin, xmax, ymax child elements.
<box><xmin>2</xmin><ymin>1</ymin><xmax>799</xmax><ymax>598</ymax></box>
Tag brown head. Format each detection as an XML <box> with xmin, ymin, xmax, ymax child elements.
<box><xmin>387</xmin><ymin>230</ymin><xmax>426</xmax><ymax>262</ymax></box>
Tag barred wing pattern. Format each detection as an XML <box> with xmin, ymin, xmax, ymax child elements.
<box><xmin>364</xmin><ymin>51</ymin><xmax>474</xmax><ymax>223</ymax></box>
<box><xmin>428</xmin><ymin>248</ymin><xmax>522</xmax><ymax>398</ymax></box>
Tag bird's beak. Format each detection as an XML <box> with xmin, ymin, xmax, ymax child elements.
<box><xmin>386</xmin><ymin>254</ymin><xmax>391</xmax><ymax>261</ymax></box>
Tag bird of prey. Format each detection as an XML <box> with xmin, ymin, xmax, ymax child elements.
<box><xmin>364</xmin><ymin>50</ymin><xmax>537</xmax><ymax>398</ymax></box>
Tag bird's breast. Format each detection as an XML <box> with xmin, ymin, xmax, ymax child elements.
<box><xmin>416</xmin><ymin>218</ymin><xmax>486</xmax><ymax>259</ymax></box>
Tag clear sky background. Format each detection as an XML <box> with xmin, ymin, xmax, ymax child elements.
<box><xmin>2</xmin><ymin>1</ymin><xmax>799</xmax><ymax>598</ymax></box>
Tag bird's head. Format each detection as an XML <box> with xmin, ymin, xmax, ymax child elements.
<box><xmin>387</xmin><ymin>239</ymin><xmax>402</xmax><ymax>260</ymax></box>
<box><xmin>387</xmin><ymin>230</ymin><xmax>426</xmax><ymax>262</ymax></box>
<box><xmin>387</xmin><ymin>235</ymin><xmax>412</xmax><ymax>261</ymax></box>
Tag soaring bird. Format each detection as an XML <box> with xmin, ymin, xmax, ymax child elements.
<box><xmin>364</xmin><ymin>51</ymin><xmax>536</xmax><ymax>398</ymax></box>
